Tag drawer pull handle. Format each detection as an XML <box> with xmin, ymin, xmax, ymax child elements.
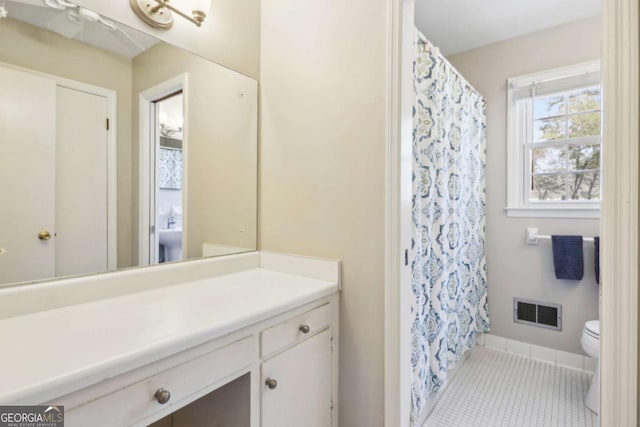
<box><xmin>154</xmin><ymin>388</ymin><xmax>171</xmax><ymax>404</ymax></box>
<box><xmin>265</xmin><ymin>378</ymin><xmax>278</xmax><ymax>390</ymax></box>
<box><xmin>299</xmin><ymin>324</ymin><xmax>310</xmax><ymax>334</ymax></box>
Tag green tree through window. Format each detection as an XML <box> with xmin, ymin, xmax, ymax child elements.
<box><xmin>530</xmin><ymin>88</ymin><xmax>601</xmax><ymax>201</ymax></box>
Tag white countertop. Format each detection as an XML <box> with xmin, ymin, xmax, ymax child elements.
<box><xmin>0</xmin><ymin>268</ymin><xmax>338</xmax><ymax>404</ymax></box>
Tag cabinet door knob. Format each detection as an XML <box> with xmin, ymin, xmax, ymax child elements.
<box><xmin>154</xmin><ymin>388</ymin><xmax>171</xmax><ymax>404</ymax></box>
<box><xmin>265</xmin><ymin>378</ymin><xmax>278</xmax><ymax>390</ymax></box>
<box><xmin>299</xmin><ymin>324</ymin><xmax>310</xmax><ymax>334</ymax></box>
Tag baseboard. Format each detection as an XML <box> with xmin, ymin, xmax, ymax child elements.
<box><xmin>477</xmin><ymin>333</ymin><xmax>596</xmax><ymax>373</ymax></box>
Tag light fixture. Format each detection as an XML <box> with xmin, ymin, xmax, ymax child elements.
<box><xmin>129</xmin><ymin>0</ymin><xmax>211</xmax><ymax>30</ymax></box>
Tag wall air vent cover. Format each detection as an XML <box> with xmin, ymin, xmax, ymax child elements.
<box><xmin>513</xmin><ymin>298</ymin><xmax>562</xmax><ymax>331</ymax></box>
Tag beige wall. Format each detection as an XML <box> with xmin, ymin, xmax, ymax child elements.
<box><xmin>449</xmin><ymin>17</ymin><xmax>601</xmax><ymax>354</ymax></box>
<box><xmin>260</xmin><ymin>0</ymin><xmax>387</xmax><ymax>425</ymax></box>
<box><xmin>0</xmin><ymin>18</ymin><xmax>134</xmax><ymax>268</ymax></box>
<box><xmin>132</xmin><ymin>43</ymin><xmax>258</xmax><ymax>261</ymax></box>
<box><xmin>73</xmin><ymin>0</ymin><xmax>260</xmax><ymax>80</ymax></box>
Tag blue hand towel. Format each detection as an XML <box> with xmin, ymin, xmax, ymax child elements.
<box><xmin>551</xmin><ymin>235</ymin><xmax>584</xmax><ymax>280</ymax></box>
<box><xmin>594</xmin><ymin>237</ymin><xmax>600</xmax><ymax>284</ymax></box>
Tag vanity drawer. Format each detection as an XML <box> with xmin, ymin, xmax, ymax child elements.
<box><xmin>261</xmin><ymin>303</ymin><xmax>331</xmax><ymax>357</ymax></box>
<box><xmin>66</xmin><ymin>335</ymin><xmax>256</xmax><ymax>427</ymax></box>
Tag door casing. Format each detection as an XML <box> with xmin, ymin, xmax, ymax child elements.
<box><xmin>137</xmin><ymin>74</ymin><xmax>189</xmax><ymax>266</ymax></box>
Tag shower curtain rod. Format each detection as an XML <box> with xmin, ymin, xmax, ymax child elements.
<box><xmin>415</xmin><ymin>28</ymin><xmax>483</xmax><ymax>99</ymax></box>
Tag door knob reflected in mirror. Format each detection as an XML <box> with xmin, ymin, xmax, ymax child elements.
<box><xmin>37</xmin><ymin>230</ymin><xmax>51</xmax><ymax>241</ymax></box>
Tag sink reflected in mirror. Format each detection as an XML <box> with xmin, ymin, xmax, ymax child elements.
<box><xmin>158</xmin><ymin>228</ymin><xmax>182</xmax><ymax>263</ymax></box>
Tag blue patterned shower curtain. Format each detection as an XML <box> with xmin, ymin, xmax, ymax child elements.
<box><xmin>410</xmin><ymin>38</ymin><xmax>490</xmax><ymax>424</ymax></box>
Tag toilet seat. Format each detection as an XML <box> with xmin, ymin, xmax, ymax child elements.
<box><xmin>584</xmin><ymin>320</ymin><xmax>599</xmax><ymax>340</ymax></box>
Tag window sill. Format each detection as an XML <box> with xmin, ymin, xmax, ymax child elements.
<box><xmin>505</xmin><ymin>206</ymin><xmax>600</xmax><ymax>219</ymax></box>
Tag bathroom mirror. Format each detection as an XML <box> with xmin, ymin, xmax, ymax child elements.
<box><xmin>0</xmin><ymin>0</ymin><xmax>258</xmax><ymax>287</ymax></box>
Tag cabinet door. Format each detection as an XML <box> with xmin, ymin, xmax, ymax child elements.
<box><xmin>261</xmin><ymin>329</ymin><xmax>332</xmax><ymax>427</ymax></box>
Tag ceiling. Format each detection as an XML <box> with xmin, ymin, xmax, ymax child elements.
<box><xmin>415</xmin><ymin>0</ymin><xmax>601</xmax><ymax>56</ymax></box>
<box><xmin>3</xmin><ymin>0</ymin><xmax>159</xmax><ymax>58</ymax></box>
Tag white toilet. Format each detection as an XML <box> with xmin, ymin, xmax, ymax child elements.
<box><xmin>581</xmin><ymin>319</ymin><xmax>600</xmax><ymax>414</ymax></box>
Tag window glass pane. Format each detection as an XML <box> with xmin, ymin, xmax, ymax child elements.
<box><xmin>531</xmin><ymin>174</ymin><xmax>566</xmax><ymax>201</ymax></box>
<box><xmin>568</xmin><ymin>144</ymin><xmax>600</xmax><ymax>171</ymax></box>
<box><xmin>534</xmin><ymin>117</ymin><xmax>566</xmax><ymax>141</ymax></box>
<box><xmin>568</xmin><ymin>172</ymin><xmax>600</xmax><ymax>200</ymax></box>
<box><xmin>532</xmin><ymin>147</ymin><xmax>565</xmax><ymax>174</ymax></box>
<box><xmin>568</xmin><ymin>112</ymin><xmax>601</xmax><ymax>138</ymax></box>
<box><xmin>568</xmin><ymin>88</ymin><xmax>601</xmax><ymax>113</ymax></box>
<box><xmin>534</xmin><ymin>95</ymin><xmax>565</xmax><ymax>119</ymax></box>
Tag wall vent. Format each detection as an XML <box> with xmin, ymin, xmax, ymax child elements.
<box><xmin>513</xmin><ymin>298</ymin><xmax>562</xmax><ymax>331</ymax></box>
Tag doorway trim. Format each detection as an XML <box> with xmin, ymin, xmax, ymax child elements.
<box><xmin>384</xmin><ymin>0</ymin><xmax>412</xmax><ymax>425</ymax></box>
<box><xmin>600</xmin><ymin>0</ymin><xmax>639</xmax><ymax>425</ymax></box>
<box><xmin>138</xmin><ymin>73</ymin><xmax>189</xmax><ymax>265</ymax></box>
<box><xmin>0</xmin><ymin>60</ymin><xmax>118</xmax><ymax>272</ymax></box>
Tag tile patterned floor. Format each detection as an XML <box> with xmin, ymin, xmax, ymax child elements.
<box><xmin>424</xmin><ymin>347</ymin><xmax>598</xmax><ymax>427</ymax></box>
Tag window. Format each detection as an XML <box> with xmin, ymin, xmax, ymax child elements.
<box><xmin>506</xmin><ymin>61</ymin><xmax>601</xmax><ymax>218</ymax></box>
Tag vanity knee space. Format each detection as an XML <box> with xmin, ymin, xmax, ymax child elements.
<box><xmin>64</xmin><ymin>336</ymin><xmax>258</xmax><ymax>427</ymax></box>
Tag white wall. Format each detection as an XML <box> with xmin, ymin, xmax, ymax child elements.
<box><xmin>448</xmin><ymin>17</ymin><xmax>601</xmax><ymax>354</ymax></box>
<box><xmin>259</xmin><ymin>0</ymin><xmax>388</xmax><ymax>425</ymax></box>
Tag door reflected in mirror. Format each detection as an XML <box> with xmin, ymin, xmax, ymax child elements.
<box><xmin>155</xmin><ymin>92</ymin><xmax>184</xmax><ymax>264</ymax></box>
<box><xmin>0</xmin><ymin>1</ymin><xmax>257</xmax><ymax>287</ymax></box>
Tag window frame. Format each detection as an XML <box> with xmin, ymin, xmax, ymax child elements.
<box><xmin>506</xmin><ymin>61</ymin><xmax>602</xmax><ymax>219</ymax></box>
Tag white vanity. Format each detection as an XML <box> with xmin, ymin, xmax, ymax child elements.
<box><xmin>0</xmin><ymin>252</ymin><xmax>340</xmax><ymax>426</ymax></box>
